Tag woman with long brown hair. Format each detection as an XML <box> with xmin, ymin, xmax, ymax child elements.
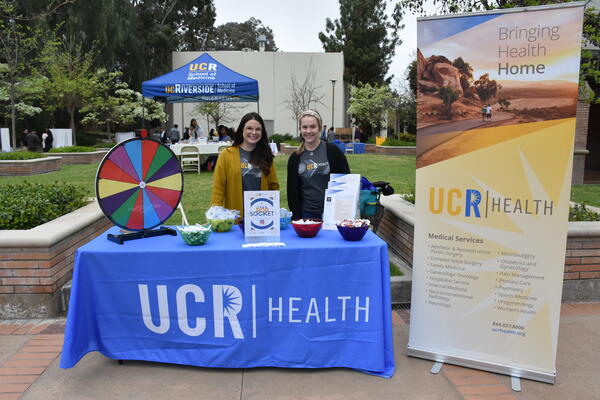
<box><xmin>210</xmin><ymin>112</ymin><xmax>279</xmax><ymax>216</ymax></box>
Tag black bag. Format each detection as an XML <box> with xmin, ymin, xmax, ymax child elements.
<box><xmin>372</xmin><ymin>181</ymin><xmax>394</xmax><ymax>196</ymax></box>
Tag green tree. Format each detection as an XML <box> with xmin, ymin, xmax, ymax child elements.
<box><xmin>37</xmin><ymin>38</ymin><xmax>96</xmax><ymax>145</ymax></box>
<box><xmin>439</xmin><ymin>86</ymin><xmax>460</xmax><ymax>119</ymax></box>
<box><xmin>80</xmin><ymin>69</ymin><xmax>167</xmax><ymax>134</ymax></box>
<box><xmin>407</xmin><ymin>59</ymin><xmax>417</xmax><ymax>96</ymax></box>
<box><xmin>473</xmin><ymin>73</ymin><xmax>500</xmax><ymax>103</ymax></box>
<box><xmin>0</xmin><ymin>0</ymin><xmax>69</xmax><ymax>148</ymax></box>
<box><xmin>209</xmin><ymin>17</ymin><xmax>277</xmax><ymax>51</ymax></box>
<box><xmin>195</xmin><ymin>102</ymin><xmax>239</xmax><ymax>130</ymax></box>
<box><xmin>319</xmin><ymin>0</ymin><xmax>402</xmax><ymax>85</ymax></box>
<box><xmin>347</xmin><ymin>83</ymin><xmax>394</xmax><ymax>136</ymax></box>
<box><xmin>46</xmin><ymin>0</ymin><xmax>144</xmax><ymax>88</ymax></box>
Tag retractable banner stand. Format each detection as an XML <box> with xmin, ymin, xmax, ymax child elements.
<box><xmin>408</xmin><ymin>3</ymin><xmax>584</xmax><ymax>383</ymax></box>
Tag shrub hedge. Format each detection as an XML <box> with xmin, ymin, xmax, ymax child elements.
<box><xmin>569</xmin><ymin>203</ymin><xmax>600</xmax><ymax>221</ymax></box>
<box><xmin>0</xmin><ymin>151</ymin><xmax>45</xmax><ymax>160</ymax></box>
<box><xmin>49</xmin><ymin>146</ymin><xmax>97</xmax><ymax>153</ymax></box>
<box><xmin>269</xmin><ymin>134</ymin><xmax>295</xmax><ymax>145</ymax></box>
<box><xmin>0</xmin><ymin>182</ymin><xmax>88</xmax><ymax>230</ymax></box>
<box><xmin>382</xmin><ymin>137</ymin><xmax>416</xmax><ymax>147</ymax></box>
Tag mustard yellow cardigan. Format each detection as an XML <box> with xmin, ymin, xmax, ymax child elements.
<box><xmin>210</xmin><ymin>146</ymin><xmax>280</xmax><ymax>215</ymax></box>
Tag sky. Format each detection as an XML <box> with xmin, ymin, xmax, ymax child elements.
<box><xmin>213</xmin><ymin>0</ymin><xmax>419</xmax><ymax>89</ymax></box>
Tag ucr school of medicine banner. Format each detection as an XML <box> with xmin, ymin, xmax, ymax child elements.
<box><xmin>408</xmin><ymin>3</ymin><xmax>584</xmax><ymax>383</ymax></box>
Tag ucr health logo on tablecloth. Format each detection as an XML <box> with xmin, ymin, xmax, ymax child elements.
<box><xmin>244</xmin><ymin>190</ymin><xmax>280</xmax><ymax>243</ymax></box>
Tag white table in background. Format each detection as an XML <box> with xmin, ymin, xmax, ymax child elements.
<box><xmin>169</xmin><ymin>142</ymin><xmax>231</xmax><ymax>156</ymax></box>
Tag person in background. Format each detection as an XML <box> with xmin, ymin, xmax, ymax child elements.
<box><xmin>210</xmin><ymin>128</ymin><xmax>220</xmax><ymax>142</ymax></box>
<box><xmin>354</xmin><ymin>126</ymin><xmax>363</xmax><ymax>142</ymax></box>
<box><xmin>189</xmin><ymin>118</ymin><xmax>206</xmax><ymax>142</ymax></box>
<box><xmin>321</xmin><ymin>124</ymin><xmax>328</xmax><ymax>141</ymax></box>
<box><xmin>160</xmin><ymin>128</ymin><xmax>169</xmax><ymax>144</ymax></box>
<box><xmin>26</xmin><ymin>130</ymin><xmax>41</xmax><ymax>152</ymax></box>
<box><xmin>326</xmin><ymin>126</ymin><xmax>335</xmax><ymax>142</ymax></box>
<box><xmin>287</xmin><ymin>110</ymin><xmax>350</xmax><ymax>220</ymax></box>
<box><xmin>210</xmin><ymin>112</ymin><xmax>279</xmax><ymax>218</ymax></box>
<box><xmin>21</xmin><ymin>129</ymin><xmax>29</xmax><ymax>148</ymax></box>
<box><xmin>42</xmin><ymin>128</ymin><xmax>53</xmax><ymax>152</ymax></box>
<box><xmin>182</xmin><ymin>126</ymin><xmax>190</xmax><ymax>142</ymax></box>
<box><xmin>169</xmin><ymin>124</ymin><xmax>180</xmax><ymax>144</ymax></box>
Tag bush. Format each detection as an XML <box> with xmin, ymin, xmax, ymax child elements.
<box><xmin>269</xmin><ymin>134</ymin><xmax>295</xmax><ymax>145</ymax></box>
<box><xmin>92</xmin><ymin>142</ymin><xmax>116</xmax><ymax>149</ymax></box>
<box><xmin>49</xmin><ymin>146</ymin><xmax>97</xmax><ymax>153</ymax></box>
<box><xmin>283</xmin><ymin>138</ymin><xmax>301</xmax><ymax>146</ymax></box>
<box><xmin>569</xmin><ymin>203</ymin><xmax>600</xmax><ymax>222</ymax></box>
<box><xmin>381</xmin><ymin>138</ymin><xmax>416</xmax><ymax>146</ymax></box>
<box><xmin>399</xmin><ymin>133</ymin><xmax>416</xmax><ymax>142</ymax></box>
<box><xmin>0</xmin><ymin>151</ymin><xmax>45</xmax><ymax>160</ymax></box>
<box><xmin>0</xmin><ymin>182</ymin><xmax>88</xmax><ymax>230</ymax></box>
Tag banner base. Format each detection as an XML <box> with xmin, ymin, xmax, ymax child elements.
<box><xmin>406</xmin><ymin>347</ymin><xmax>556</xmax><ymax>384</ymax></box>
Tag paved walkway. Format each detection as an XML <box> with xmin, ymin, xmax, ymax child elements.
<box><xmin>1</xmin><ymin>303</ymin><xmax>599</xmax><ymax>399</ymax></box>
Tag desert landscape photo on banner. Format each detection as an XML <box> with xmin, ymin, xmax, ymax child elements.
<box><xmin>416</xmin><ymin>7</ymin><xmax>583</xmax><ymax>162</ymax></box>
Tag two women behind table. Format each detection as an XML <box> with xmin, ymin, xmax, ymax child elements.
<box><xmin>210</xmin><ymin>112</ymin><xmax>279</xmax><ymax>217</ymax></box>
<box><xmin>287</xmin><ymin>110</ymin><xmax>350</xmax><ymax>220</ymax></box>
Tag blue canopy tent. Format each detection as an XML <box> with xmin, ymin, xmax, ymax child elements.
<box><xmin>141</xmin><ymin>53</ymin><xmax>259</xmax><ymax>126</ymax></box>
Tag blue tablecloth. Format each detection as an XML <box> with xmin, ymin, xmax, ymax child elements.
<box><xmin>60</xmin><ymin>226</ymin><xmax>395</xmax><ymax>378</ymax></box>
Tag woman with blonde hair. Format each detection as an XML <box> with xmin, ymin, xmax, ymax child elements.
<box><xmin>287</xmin><ymin>110</ymin><xmax>350</xmax><ymax>220</ymax></box>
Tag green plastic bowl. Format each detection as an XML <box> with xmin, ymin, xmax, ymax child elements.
<box><xmin>176</xmin><ymin>225</ymin><xmax>212</xmax><ymax>245</ymax></box>
<box><xmin>207</xmin><ymin>218</ymin><xmax>235</xmax><ymax>232</ymax></box>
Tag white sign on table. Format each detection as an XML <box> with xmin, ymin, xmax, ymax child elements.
<box><xmin>243</xmin><ymin>190</ymin><xmax>280</xmax><ymax>243</ymax></box>
<box><xmin>322</xmin><ymin>174</ymin><xmax>361</xmax><ymax>230</ymax></box>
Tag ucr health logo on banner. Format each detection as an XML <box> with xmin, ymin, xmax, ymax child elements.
<box><xmin>409</xmin><ymin>3</ymin><xmax>584</xmax><ymax>383</ymax></box>
<box><xmin>244</xmin><ymin>190</ymin><xmax>280</xmax><ymax>243</ymax></box>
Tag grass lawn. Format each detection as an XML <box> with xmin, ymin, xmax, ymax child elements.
<box><xmin>0</xmin><ymin>154</ymin><xmax>416</xmax><ymax>225</ymax></box>
<box><xmin>1</xmin><ymin>153</ymin><xmax>598</xmax><ymax>226</ymax></box>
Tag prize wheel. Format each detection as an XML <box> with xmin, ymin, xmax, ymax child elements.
<box><xmin>96</xmin><ymin>138</ymin><xmax>183</xmax><ymax>231</ymax></box>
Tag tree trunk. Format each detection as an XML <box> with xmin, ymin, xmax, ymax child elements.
<box><xmin>10</xmin><ymin>77</ymin><xmax>16</xmax><ymax>150</ymax></box>
<box><xmin>69</xmin><ymin>107</ymin><xmax>77</xmax><ymax>145</ymax></box>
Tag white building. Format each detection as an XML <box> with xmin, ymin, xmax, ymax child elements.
<box><xmin>170</xmin><ymin>50</ymin><xmax>345</xmax><ymax>137</ymax></box>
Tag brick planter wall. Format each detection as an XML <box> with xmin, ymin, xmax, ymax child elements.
<box><xmin>0</xmin><ymin>157</ymin><xmax>62</xmax><ymax>176</ymax></box>
<box><xmin>0</xmin><ymin>201</ymin><xmax>111</xmax><ymax>318</ymax></box>
<box><xmin>45</xmin><ymin>150</ymin><xmax>108</xmax><ymax>165</ymax></box>
<box><xmin>374</xmin><ymin>146</ymin><xmax>416</xmax><ymax>156</ymax></box>
<box><xmin>279</xmin><ymin>145</ymin><xmax>299</xmax><ymax>155</ymax></box>
<box><xmin>377</xmin><ymin>195</ymin><xmax>600</xmax><ymax>302</ymax></box>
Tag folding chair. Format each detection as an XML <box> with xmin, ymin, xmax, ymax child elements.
<box><xmin>180</xmin><ymin>146</ymin><xmax>201</xmax><ymax>173</ymax></box>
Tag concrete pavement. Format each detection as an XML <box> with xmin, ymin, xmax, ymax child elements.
<box><xmin>1</xmin><ymin>303</ymin><xmax>599</xmax><ymax>400</ymax></box>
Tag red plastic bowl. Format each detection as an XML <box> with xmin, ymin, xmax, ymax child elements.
<box><xmin>291</xmin><ymin>219</ymin><xmax>323</xmax><ymax>238</ymax></box>
<box><xmin>336</xmin><ymin>224</ymin><xmax>369</xmax><ymax>241</ymax></box>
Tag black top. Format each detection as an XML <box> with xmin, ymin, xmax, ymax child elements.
<box><xmin>287</xmin><ymin>141</ymin><xmax>350</xmax><ymax>220</ymax></box>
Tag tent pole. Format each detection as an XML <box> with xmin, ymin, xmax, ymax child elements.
<box><xmin>257</xmin><ymin>101</ymin><xmax>260</xmax><ymax>114</ymax></box>
<box><xmin>142</xmin><ymin>97</ymin><xmax>145</xmax><ymax>129</ymax></box>
<box><xmin>181</xmin><ymin>103</ymin><xmax>184</xmax><ymax>130</ymax></box>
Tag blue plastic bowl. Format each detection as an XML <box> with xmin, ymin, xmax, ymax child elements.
<box><xmin>336</xmin><ymin>224</ymin><xmax>369</xmax><ymax>241</ymax></box>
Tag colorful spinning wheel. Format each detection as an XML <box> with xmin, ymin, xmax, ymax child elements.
<box><xmin>96</xmin><ymin>138</ymin><xmax>183</xmax><ymax>231</ymax></box>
